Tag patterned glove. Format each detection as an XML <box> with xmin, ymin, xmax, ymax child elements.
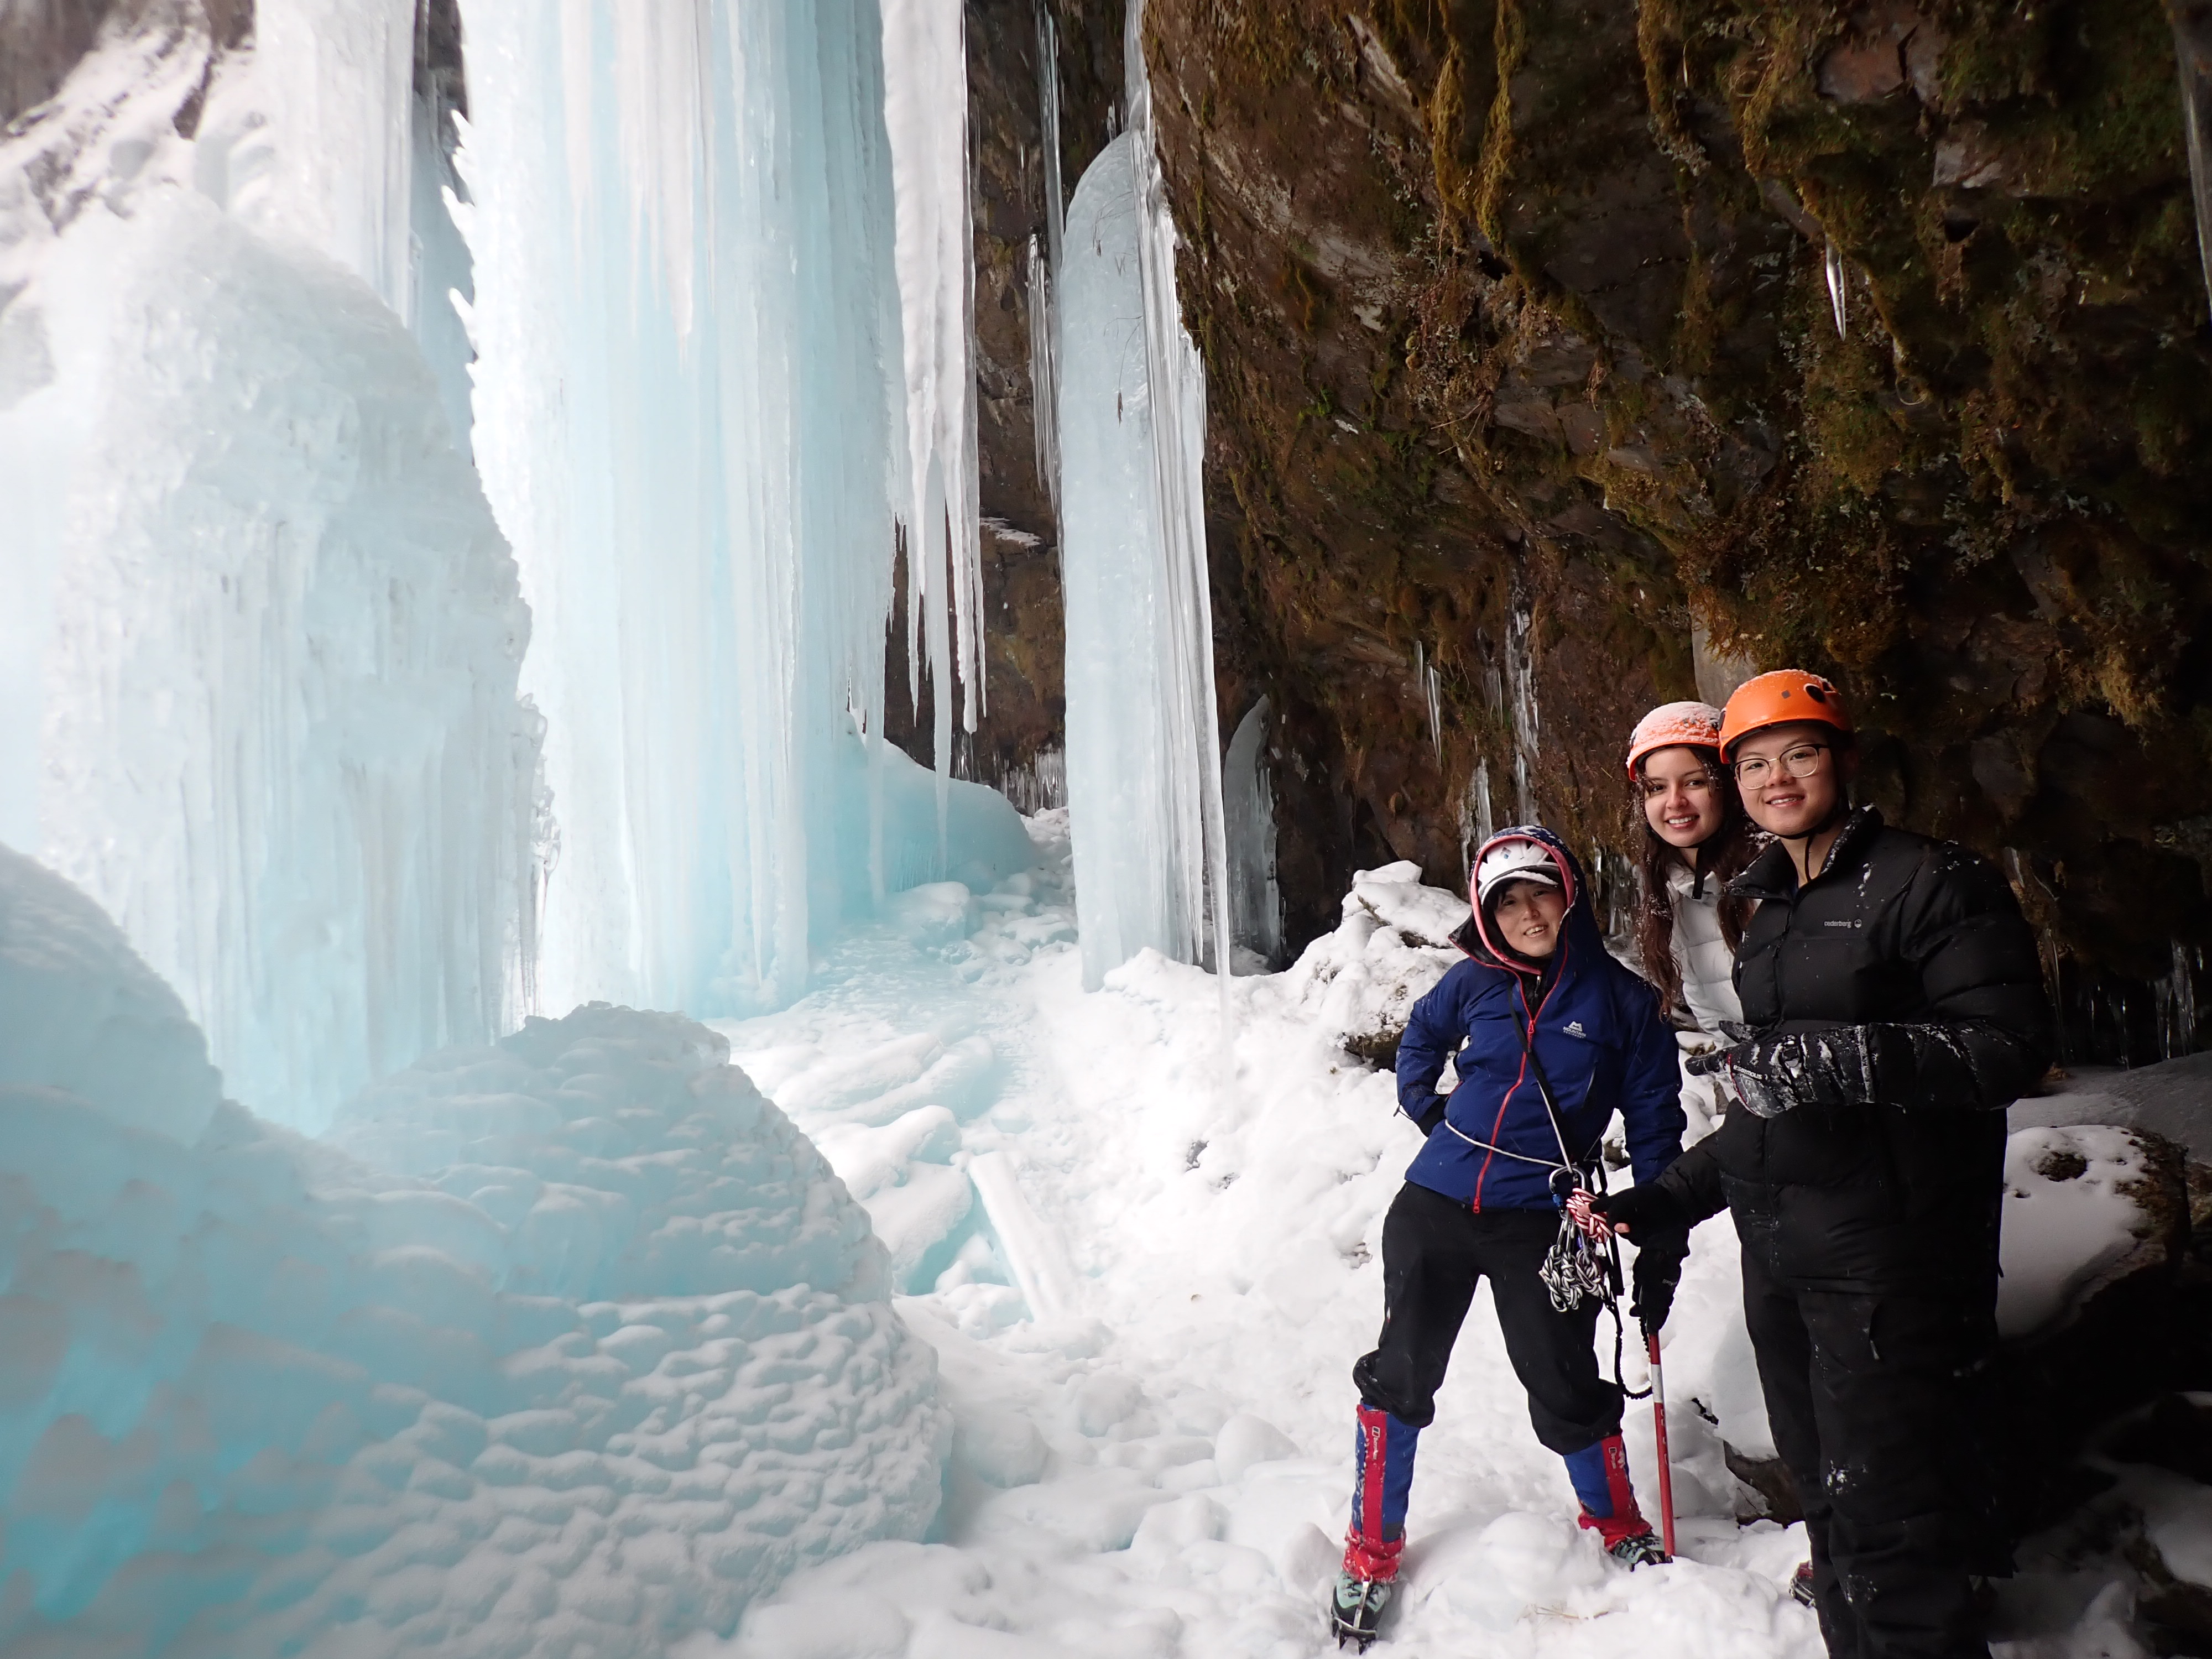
<box><xmin>1685</xmin><ymin>1042</ymin><xmax>1797</xmax><ymax>1119</ymax></box>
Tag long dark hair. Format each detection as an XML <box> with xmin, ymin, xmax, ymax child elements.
<box><xmin>1630</xmin><ymin>744</ymin><xmax>1759</xmax><ymax>1018</ymax></box>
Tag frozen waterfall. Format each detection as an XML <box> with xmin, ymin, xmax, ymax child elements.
<box><xmin>459</xmin><ymin>0</ymin><xmax>1005</xmax><ymax>1022</ymax></box>
<box><xmin>1056</xmin><ymin>7</ymin><xmax>1232</xmax><ymax>991</ymax></box>
<box><xmin>0</xmin><ymin>0</ymin><xmax>1014</xmax><ymax>1125</ymax></box>
<box><xmin>0</xmin><ymin>16</ymin><xmax>541</xmax><ymax>1131</ymax></box>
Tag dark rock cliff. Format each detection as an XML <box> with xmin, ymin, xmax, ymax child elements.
<box><xmin>1104</xmin><ymin>0</ymin><xmax>2212</xmax><ymax>1043</ymax></box>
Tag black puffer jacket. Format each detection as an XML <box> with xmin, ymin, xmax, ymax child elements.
<box><xmin>1651</xmin><ymin>807</ymin><xmax>2053</xmax><ymax>1292</ymax></box>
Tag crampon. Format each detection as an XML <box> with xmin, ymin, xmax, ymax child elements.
<box><xmin>1331</xmin><ymin>1568</ymin><xmax>1394</xmax><ymax>1651</ymax></box>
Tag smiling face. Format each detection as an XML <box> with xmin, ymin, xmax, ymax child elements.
<box><xmin>1489</xmin><ymin>880</ymin><xmax>1569</xmax><ymax>959</ymax></box>
<box><xmin>1639</xmin><ymin>745</ymin><xmax>1726</xmax><ymax>852</ymax></box>
<box><xmin>1732</xmin><ymin>721</ymin><xmax>1846</xmax><ymax>838</ymax></box>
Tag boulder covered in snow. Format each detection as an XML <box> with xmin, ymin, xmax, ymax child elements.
<box><xmin>1280</xmin><ymin>861</ymin><xmax>1465</xmax><ymax>1066</ymax></box>
<box><xmin>0</xmin><ymin>850</ymin><xmax>949</xmax><ymax>1657</ymax></box>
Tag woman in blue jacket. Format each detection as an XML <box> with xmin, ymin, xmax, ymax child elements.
<box><xmin>1332</xmin><ymin>827</ymin><xmax>1688</xmax><ymax>1648</ymax></box>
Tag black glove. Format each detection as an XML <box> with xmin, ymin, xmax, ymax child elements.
<box><xmin>1589</xmin><ymin>1182</ymin><xmax>1689</xmax><ymax>1238</ymax></box>
<box><xmin>1629</xmin><ymin>1227</ymin><xmax>1690</xmax><ymax>1331</ymax></box>
<box><xmin>1414</xmin><ymin>1100</ymin><xmax>1448</xmax><ymax>1138</ymax></box>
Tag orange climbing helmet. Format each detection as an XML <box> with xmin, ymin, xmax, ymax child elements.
<box><xmin>1624</xmin><ymin>701</ymin><xmax>1725</xmax><ymax>777</ymax></box>
<box><xmin>1717</xmin><ymin>670</ymin><xmax>1853</xmax><ymax>760</ymax></box>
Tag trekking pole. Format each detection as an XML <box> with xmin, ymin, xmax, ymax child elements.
<box><xmin>1645</xmin><ymin>1322</ymin><xmax>1677</xmax><ymax>1559</ymax></box>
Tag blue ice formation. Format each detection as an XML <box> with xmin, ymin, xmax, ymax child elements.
<box><xmin>1054</xmin><ymin>3</ymin><xmax>1230</xmax><ymax>992</ymax></box>
<box><xmin>458</xmin><ymin>0</ymin><xmax>992</xmax><ymax>1024</ymax></box>
<box><xmin>0</xmin><ymin>844</ymin><xmax>950</xmax><ymax>1656</ymax></box>
<box><xmin>0</xmin><ymin>19</ymin><xmax>544</xmax><ymax>1136</ymax></box>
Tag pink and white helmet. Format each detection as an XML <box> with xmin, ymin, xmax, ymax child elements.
<box><xmin>1624</xmin><ymin>701</ymin><xmax>1725</xmax><ymax>778</ymax></box>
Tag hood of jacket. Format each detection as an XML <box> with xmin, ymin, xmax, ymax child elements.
<box><xmin>1447</xmin><ymin>825</ymin><xmax>1604</xmax><ymax>977</ymax></box>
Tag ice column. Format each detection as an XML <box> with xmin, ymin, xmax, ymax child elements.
<box><xmin>38</xmin><ymin>206</ymin><xmax>541</xmax><ymax>1132</ymax></box>
<box><xmin>1224</xmin><ymin>698</ymin><xmax>1282</xmax><ymax>969</ymax></box>
<box><xmin>459</xmin><ymin>0</ymin><xmax>932</xmax><ymax>1018</ymax></box>
<box><xmin>1057</xmin><ymin>3</ymin><xmax>1230</xmax><ymax>989</ymax></box>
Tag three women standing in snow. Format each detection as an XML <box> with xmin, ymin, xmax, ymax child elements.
<box><xmin>1333</xmin><ymin>670</ymin><xmax>2052</xmax><ymax>1659</ymax></box>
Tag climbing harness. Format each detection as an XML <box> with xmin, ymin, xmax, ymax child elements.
<box><xmin>1433</xmin><ymin>969</ymin><xmax>1651</xmax><ymax>1400</ymax></box>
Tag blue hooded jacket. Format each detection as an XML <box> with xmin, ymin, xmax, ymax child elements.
<box><xmin>1399</xmin><ymin>827</ymin><xmax>1686</xmax><ymax>1211</ymax></box>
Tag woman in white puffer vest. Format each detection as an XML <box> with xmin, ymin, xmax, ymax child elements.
<box><xmin>1625</xmin><ymin>702</ymin><xmax>1762</xmax><ymax>1140</ymax></box>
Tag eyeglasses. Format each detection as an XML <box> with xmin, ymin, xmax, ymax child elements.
<box><xmin>1733</xmin><ymin>743</ymin><xmax>1832</xmax><ymax>787</ymax></box>
<box><xmin>1639</xmin><ymin>773</ymin><xmax>1718</xmax><ymax>800</ymax></box>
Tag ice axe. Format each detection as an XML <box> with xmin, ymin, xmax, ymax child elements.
<box><xmin>1644</xmin><ymin>1320</ymin><xmax>1677</xmax><ymax>1560</ymax></box>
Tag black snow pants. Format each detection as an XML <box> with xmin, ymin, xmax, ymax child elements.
<box><xmin>1743</xmin><ymin>1250</ymin><xmax>2001</xmax><ymax>1659</ymax></box>
<box><xmin>1353</xmin><ymin>1182</ymin><xmax>1623</xmax><ymax>1451</ymax></box>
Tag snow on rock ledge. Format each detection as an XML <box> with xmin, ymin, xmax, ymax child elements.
<box><xmin>1279</xmin><ymin>860</ymin><xmax>1464</xmax><ymax>1065</ymax></box>
<box><xmin>1998</xmin><ymin>1123</ymin><xmax>2185</xmax><ymax>1340</ymax></box>
<box><xmin>0</xmin><ymin>850</ymin><xmax>949</xmax><ymax>1656</ymax></box>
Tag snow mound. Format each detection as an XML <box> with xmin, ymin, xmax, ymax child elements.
<box><xmin>1279</xmin><ymin>860</ymin><xmax>1464</xmax><ymax>1062</ymax></box>
<box><xmin>325</xmin><ymin>1005</ymin><xmax>886</xmax><ymax>1303</ymax></box>
<box><xmin>1997</xmin><ymin>1123</ymin><xmax>2170</xmax><ymax>1339</ymax></box>
<box><xmin>0</xmin><ymin>852</ymin><xmax>948</xmax><ymax>1656</ymax></box>
<box><xmin>0</xmin><ymin>841</ymin><xmax>221</xmax><ymax>1144</ymax></box>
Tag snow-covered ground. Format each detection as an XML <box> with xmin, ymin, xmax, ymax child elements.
<box><xmin>2</xmin><ymin>810</ymin><xmax>2190</xmax><ymax>1656</ymax></box>
<box><xmin>683</xmin><ymin>813</ymin><xmax>2180</xmax><ymax>1659</ymax></box>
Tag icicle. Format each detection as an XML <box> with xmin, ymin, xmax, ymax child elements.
<box><xmin>1127</xmin><ymin>0</ymin><xmax>1232</xmax><ymax>994</ymax></box>
<box><xmin>1029</xmin><ymin>233</ymin><xmax>1061</xmax><ymax>512</ymax></box>
<box><xmin>2165</xmin><ymin>937</ymin><xmax>2199</xmax><ymax>1060</ymax></box>
<box><xmin>1417</xmin><ymin>641</ymin><xmax>1442</xmax><ymax>758</ymax></box>
<box><xmin>882</xmin><ymin>0</ymin><xmax>988</xmax><ymax>748</ymax></box>
<box><xmin>1037</xmin><ymin>0</ymin><xmax>1066</xmax><ymax>269</ymax></box>
<box><xmin>1506</xmin><ymin>598</ymin><xmax>1540</xmax><ymax>822</ymax></box>
<box><xmin>1824</xmin><ymin>234</ymin><xmax>1849</xmax><ymax>340</ymax></box>
<box><xmin>1461</xmin><ymin>759</ymin><xmax>1496</xmax><ymax>882</ymax></box>
<box><xmin>1031</xmin><ymin>0</ymin><xmax>1066</xmax><ymax>514</ymax></box>
<box><xmin>2176</xmin><ymin>3</ymin><xmax>2212</xmax><ymax>315</ymax></box>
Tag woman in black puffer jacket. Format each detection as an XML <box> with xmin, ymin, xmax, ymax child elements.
<box><xmin>1599</xmin><ymin>671</ymin><xmax>2052</xmax><ymax>1659</ymax></box>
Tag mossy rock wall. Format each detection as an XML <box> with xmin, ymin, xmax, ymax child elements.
<box><xmin>1120</xmin><ymin>0</ymin><xmax>2212</xmax><ymax>986</ymax></box>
